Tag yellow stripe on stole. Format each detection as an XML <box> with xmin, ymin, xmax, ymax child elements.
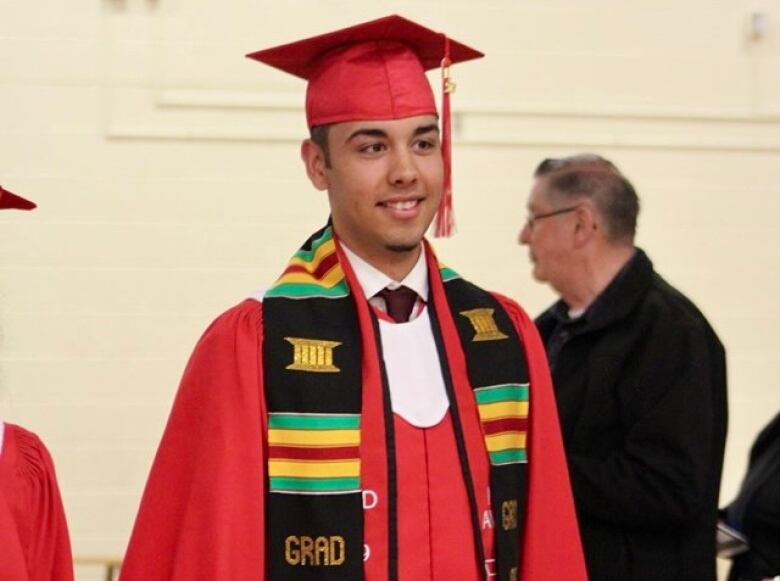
<box><xmin>478</xmin><ymin>401</ymin><xmax>529</xmax><ymax>421</ymax></box>
<box><xmin>288</xmin><ymin>238</ymin><xmax>337</xmax><ymax>271</ymax></box>
<box><xmin>275</xmin><ymin>263</ymin><xmax>344</xmax><ymax>287</ymax></box>
<box><xmin>268</xmin><ymin>459</ymin><xmax>361</xmax><ymax>478</ymax></box>
<box><xmin>268</xmin><ymin>429</ymin><xmax>360</xmax><ymax>447</ymax></box>
<box><xmin>485</xmin><ymin>432</ymin><xmax>527</xmax><ymax>452</ymax></box>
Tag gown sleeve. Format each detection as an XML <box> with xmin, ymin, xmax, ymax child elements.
<box><xmin>0</xmin><ymin>423</ymin><xmax>74</xmax><ymax>581</ymax></box>
<box><xmin>493</xmin><ymin>292</ymin><xmax>589</xmax><ymax>581</ymax></box>
<box><xmin>120</xmin><ymin>299</ymin><xmax>267</xmax><ymax>580</ymax></box>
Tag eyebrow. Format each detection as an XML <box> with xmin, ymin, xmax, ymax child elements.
<box><xmin>346</xmin><ymin>128</ymin><xmax>387</xmax><ymax>142</ymax></box>
<box><xmin>345</xmin><ymin>124</ymin><xmax>440</xmax><ymax>143</ymax></box>
<box><xmin>414</xmin><ymin>124</ymin><xmax>440</xmax><ymax>136</ymax></box>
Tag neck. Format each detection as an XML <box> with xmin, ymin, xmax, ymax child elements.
<box><xmin>339</xmin><ymin>239</ymin><xmax>422</xmax><ymax>282</ymax></box>
<box><xmin>559</xmin><ymin>244</ymin><xmax>635</xmax><ymax>311</ymax></box>
<box><xmin>376</xmin><ymin>247</ymin><xmax>422</xmax><ymax>281</ymax></box>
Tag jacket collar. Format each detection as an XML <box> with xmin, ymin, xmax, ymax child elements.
<box><xmin>541</xmin><ymin>248</ymin><xmax>654</xmax><ymax>335</ymax></box>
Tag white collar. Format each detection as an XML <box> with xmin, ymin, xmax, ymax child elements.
<box><xmin>340</xmin><ymin>243</ymin><xmax>429</xmax><ymax>301</ymax></box>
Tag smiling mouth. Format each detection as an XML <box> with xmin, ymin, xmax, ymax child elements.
<box><xmin>379</xmin><ymin>199</ymin><xmax>422</xmax><ymax>211</ymax></box>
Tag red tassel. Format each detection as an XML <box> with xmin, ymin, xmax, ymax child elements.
<box><xmin>435</xmin><ymin>36</ymin><xmax>455</xmax><ymax>238</ymax></box>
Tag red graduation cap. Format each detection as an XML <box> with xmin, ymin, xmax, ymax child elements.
<box><xmin>0</xmin><ymin>186</ymin><xmax>36</xmax><ymax>210</ymax></box>
<box><xmin>247</xmin><ymin>15</ymin><xmax>484</xmax><ymax>237</ymax></box>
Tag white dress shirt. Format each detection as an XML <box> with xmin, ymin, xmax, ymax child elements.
<box><xmin>340</xmin><ymin>244</ymin><xmax>450</xmax><ymax>427</ymax></box>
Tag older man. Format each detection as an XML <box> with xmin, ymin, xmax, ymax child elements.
<box><xmin>519</xmin><ymin>154</ymin><xmax>727</xmax><ymax>581</ymax></box>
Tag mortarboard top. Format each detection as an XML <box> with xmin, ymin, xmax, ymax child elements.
<box><xmin>0</xmin><ymin>186</ymin><xmax>36</xmax><ymax>210</ymax></box>
<box><xmin>246</xmin><ymin>15</ymin><xmax>482</xmax><ymax>128</ymax></box>
<box><xmin>246</xmin><ymin>15</ymin><xmax>484</xmax><ymax>237</ymax></box>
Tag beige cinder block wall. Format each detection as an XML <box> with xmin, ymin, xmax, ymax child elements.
<box><xmin>1</xmin><ymin>1</ymin><xmax>778</xmax><ymax>576</ymax></box>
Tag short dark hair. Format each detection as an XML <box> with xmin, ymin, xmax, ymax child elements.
<box><xmin>534</xmin><ymin>153</ymin><xmax>639</xmax><ymax>243</ymax></box>
<box><xmin>309</xmin><ymin>124</ymin><xmax>332</xmax><ymax>168</ymax></box>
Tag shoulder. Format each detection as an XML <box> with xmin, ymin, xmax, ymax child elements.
<box><xmin>489</xmin><ymin>292</ymin><xmax>550</xmax><ymax>357</ymax></box>
<box><xmin>608</xmin><ymin>250</ymin><xmax>716</xmax><ymax>340</ymax></box>
<box><xmin>208</xmin><ymin>298</ymin><xmax>262</xmax><ymax>331</ymax></box>
<box><xmin>615</xmin><ymin>270</ymin><xmax>726</xmax><ymax>379</ymax></box>
<box><xmin>642</xmin><ymin>272</ymin><xmax>720</xmax><ymax>344</ymax></box>
<box><xmin>169</xmin><ymin>300</ymin><xmax>267</xmax><ymax>427</ymax></box>
<box><xmin>178</xmin><ymin>299</ymin><xmax>265</xmax><ymax>385</ymax></box>
<box><xmin>444</xmin><ymin>275</ymin><xmax>532</xmax><ymax>320</ymax></box>
<box><xmin>197</xmin><ymin>299</ymin><xmax>263</xmax><ymax>346</ymax></box>
<box><xmin>2</xmin><ymin>423</ymin><xmax>50</xmax><ymax>460</ymax></box>
<box><xmin>534</xmin><ymin>304</ymin><xmax>559</xmax><ymax>335</ymax></box>
<box><xmin>750</xmin><ymin>412</ymin><xmax>780</xmax><ymax>462</ymax></box>
<box><xmin>445</xmin><ymin>275</ymin><xmax>537</xmax><ymax>331</ymax></box>
<box><xmin>490</xmin><ymin>291</ymin><xmax>534</xmax><ymax>327</ymax></box>
<box><xmin>0</xmin><ymin>423</ymin><xmax>59</xmax><ymax>486</ymax></box>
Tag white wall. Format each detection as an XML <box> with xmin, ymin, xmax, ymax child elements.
<box><xmin>1</xmin><ymin>1</ymin><xmax>778</xmax><ymax>576</ymax></box>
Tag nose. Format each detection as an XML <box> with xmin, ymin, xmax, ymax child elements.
<box><xmin>388</xmin><ymin>149</ymin><xmax>418</xmax><ymax>186</ymax></box>
<box><xmin>518</xmin><ymin>222</ymin><xmax>531</xmax><ymax>245</ymax></box>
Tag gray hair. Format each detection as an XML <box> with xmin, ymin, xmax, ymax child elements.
<box><xmin>534</xmin><ymin>153</ymin><xmax>639</xmax><ymax>243</ymax></box>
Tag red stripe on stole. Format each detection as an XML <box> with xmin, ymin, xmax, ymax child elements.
<box><xmin>423</xmin><ymin>240</ymin><xmax>494</xmax><ymax>568</ymax></box>
<box><xmin>282</xmin><ymin>249</ymin><xmax>339</xmax><ymax>280</ymax></box>
<box><xmin>268</xmin><ymin>445</ymin><xmax>360</xmax><ymax>460</ymax></box>
<box><xmin>482</xmin><ymin>417</ymin><xmax>528</xmax><ymax>435</ymax></box>
<box><xmin>334</xmin><ymin>236</ymin><xmax>391</xmax><ymax>579</ymax></box>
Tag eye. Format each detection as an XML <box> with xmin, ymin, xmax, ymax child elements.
<box><xmin>413</xmin><ymin>138</ymin><xmax>439</xmax><ymax>152</ymax></box>
<box><xmin>359</xmin><ymin>142</ymin><xmax>386</xmax><ymax>154</ymax></box>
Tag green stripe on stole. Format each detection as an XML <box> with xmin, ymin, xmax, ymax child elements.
<box><xmin>292</xmin><ymin>227</ymin><xmax>334</xmax><ymax>262</ymax></box>
<box><xmin>490</xmin><ymin>449</ymin><xmax>528</xmax><ymax>465</ymax></box>
<box><xmin>474</xmin><ymin>383</ymin><xmax>529</xmax><ymax>405</ymax></box>
<box><xmin>270</xmin><ymin>477</ymin><xmax>362</xmax><ymax>493</ymax></box>
<box><xmin>268</xmin><ymin>413</ymin><xmax>360</xmax><ymax>430</ymax></box>
<box><xmin>265</xmin><ymin>281</ymin><xmax>350</xmax><ymax>299</ymax></box>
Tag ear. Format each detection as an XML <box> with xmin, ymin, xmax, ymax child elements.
<box><xmin>301</xmin><ymin>139</ymin><xmax>329</xmax><ymax>191</ymax></box>
<box><xmin>573</xmin><ymin>203</ymin><xmax>599</xmax><ymax>248</ymax></box>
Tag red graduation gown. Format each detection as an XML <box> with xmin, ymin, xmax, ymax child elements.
<box><xmin>393</xmin><ymin>413</ymin><xmax>495</xmax><ymax>579</ymax></box>
<box><xmin>0</xmin><ymin>423</ymin><xmax>74</xmax><ymax>581</ymax></box>
<box><xmin>121</xmin><ymin>297</ymin><xmax>586</xmax><ymax>580</ymax></box>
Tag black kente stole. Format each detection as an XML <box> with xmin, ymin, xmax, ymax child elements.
<box><xmin>263</xmin><ymin>225</ymin><xmax>530</xmax><ymax>581</ymax></box>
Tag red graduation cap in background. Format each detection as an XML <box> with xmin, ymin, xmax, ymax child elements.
<box><xmin>247</xmin><ymin>15</ymin><xmax>484</xmax><ymax>237</ymax></box>
<box><xmin>0</xmin><ymin>186</ymin><xmax>36</xmax><ymax>210</ymax></box>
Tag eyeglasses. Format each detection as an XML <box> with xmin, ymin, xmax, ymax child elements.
<box><xmin>524</xmin><ymin>205</ymin><xmax>579</xmax><ymax>230</ymax></box>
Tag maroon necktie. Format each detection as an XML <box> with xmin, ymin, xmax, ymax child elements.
<box><xmin>376</xmin><ymin>286</ymin><xmax>418</xmax><ymax>323</ymax></box>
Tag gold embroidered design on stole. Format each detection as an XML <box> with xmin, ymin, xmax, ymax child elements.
<box><xmin>501</xmin><ymin>499</ymin><xmax>518</xmax><ymax>530</ymax></box>
<box><xmin>285</xmin><ymin>337</ymin><xmax>342</xmax><ymax>373</ymax></box>
<box><xmin>459</xmin><ymin>308</ymin><xmax>509</xmax><ymax>342</ymax></box>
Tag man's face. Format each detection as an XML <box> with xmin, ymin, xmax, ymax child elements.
<box><xmin>518</xmin><ymin>177</ymin><xmax>578</xmax><ymax>287</ymax></box>
<box><xmin>316</xmin><ymin>115</ymin><xmax>443</xmax><ymax>265</ymax></box>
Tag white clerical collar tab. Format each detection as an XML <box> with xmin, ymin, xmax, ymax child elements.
<box><xmin>377</xmin><ymin>310</ymin><xmax>449</xmax><ymax>427</ymax></box>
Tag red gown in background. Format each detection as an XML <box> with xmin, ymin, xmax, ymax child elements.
<box><xmin>0</xmin><ymin>423</ymin><xmax>74</xmax><ymax>581</ymax></box>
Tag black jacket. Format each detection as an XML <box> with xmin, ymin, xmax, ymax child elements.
<box><xmin>725</xmin><ymin>412</ymin><xmax>780</xmax><ymax>581</ymax></box>
<box><xmin>536</xmin><ymin>249</ymin><xmax>727</xmax><ymax>581</ymax></box>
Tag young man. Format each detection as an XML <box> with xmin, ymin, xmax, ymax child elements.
<box><xmin>0</xmin><ymin>186</ymin><xmax>74</xmax><ymax>581</ymax></box>
<box><xmin>519</xmin><ymin>154</ymin><xmax>727</xmax><ymax>581</ymax></box>
<box><xmin>121</xmin><ymin>16</ymin><xmax>586</xmax><ymax>580</ymax></box>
